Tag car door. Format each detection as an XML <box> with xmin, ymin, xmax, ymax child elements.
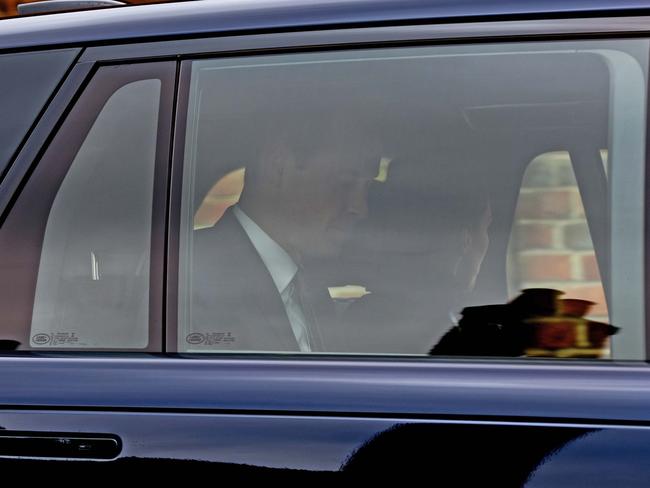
<box><xmin>1</xmin><ymin>15</ymin><xmax>650</xmax><ymax>484</ymax></box>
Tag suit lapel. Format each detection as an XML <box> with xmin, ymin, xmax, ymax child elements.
<box><xmin>190</xmin><ymin>209</ymin><xmax>300</xmax><ymax>352</ymax></box>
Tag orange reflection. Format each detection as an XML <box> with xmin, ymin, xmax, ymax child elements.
<box><xmin>194</xmin><ymin>167</ymin><xmax>246</xmax><ymax>230</ymax></box>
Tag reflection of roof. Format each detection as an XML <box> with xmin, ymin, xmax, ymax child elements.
<box><xmin>3</xmin><ymin>0</ymin><xmax>650</xmax><ymax>49</ymax></box>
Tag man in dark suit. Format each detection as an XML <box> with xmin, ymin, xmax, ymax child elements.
<box><xmin>325</xmin><ymin>147</ymin><xmax>494</xmax><ymax>355</ymax></box>
<box><xmin>183</xmin><ymin>117</ymin><xmax>382</xmax><ymax>353</ymax></box>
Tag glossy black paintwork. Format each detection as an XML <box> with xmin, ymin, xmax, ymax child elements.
<box><xmin>0</xmin><ymin>0</ymin><xmax>648</xmax><ymax>482</ymax></box>
<box><xmin>2</xmin><ymin>0</ymin><xmax>650</xmax><ymax>51</ymax></box>
<box><xmin>0</xmin><ymin>356</ymin><xmax>649</xmax><ymax>421</ymax></box>
<box><xmin>0</xmin><ymin>399</ymin><xmax>649</xmax><ymax>484</ymax></box>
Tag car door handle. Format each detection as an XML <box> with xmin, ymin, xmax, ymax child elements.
<box><xmin>0</xmin><ymin>432</ymin><xmax>121</xmax><ymax>459</ymax></box>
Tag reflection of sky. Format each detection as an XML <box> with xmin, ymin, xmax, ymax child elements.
<box><xmin>0</xmin><ymin>411</ymin><xmax>387</xmax><ymax>471</ymax></box>
<box><xmin>526</xmin><ymin>429</ymin><xmax>650</xmax><ymax>487</ymax></box>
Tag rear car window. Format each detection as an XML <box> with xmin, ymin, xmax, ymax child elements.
<box><xmin>0</xmin><ymin>49</ymin><xmax>79</xmax><ymax>175</ymax></box>
<box><xmin>174</xmin><ymin>39</ymin><xmax>647</xmax><ymax>360</ymax></box>
<box><xmin>0</xmin><ymin>62</ymin><xmax>173</xmax><ymax>351</ymax></box>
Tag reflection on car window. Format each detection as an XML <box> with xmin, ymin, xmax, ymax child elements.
<box><xmin>29</xmin><ymin>79</ymin><xmax>161</xmax><ymax>349</ymax></box>
<box><xmin>507</xmin><ymin>151</ymin><xmax>611</xmax><ymax>356</ymax></box>
<box><xmin>176</xmin><ymin>40</ymin><xmax>647</xmax><ymax>360</ymax></box>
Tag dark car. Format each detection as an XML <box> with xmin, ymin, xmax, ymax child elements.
<box><xmin>1</xmin><ymin>0</ymin><xmax>650</xmax><ymax>482</ymax></box>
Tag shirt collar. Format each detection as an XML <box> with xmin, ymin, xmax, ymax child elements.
<box><xmin>232</xmin><ymin>205</ymin><xmax>298</xmax><ymax>294</ymax></box>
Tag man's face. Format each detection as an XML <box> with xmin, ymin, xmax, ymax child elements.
<box><xmin>258</xmin><ymin>134</ymin><xmax>381</xmax><ymax>259</ymax></box>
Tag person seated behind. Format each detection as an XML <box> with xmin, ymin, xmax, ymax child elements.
<box><xmin>327</xmin><ymin>150</ymin><xmax>494</xmax><ymax>354</ymax></box>
<box><xmin>187</xmin><ymin>116</ymin><xmax>383</xmax><ymax>353</ymax></box>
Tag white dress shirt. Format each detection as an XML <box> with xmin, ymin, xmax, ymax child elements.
<box><xmin>232</xmin><ymin>206</ymin><xmax>312</xmax><ymax>352</ymax></box>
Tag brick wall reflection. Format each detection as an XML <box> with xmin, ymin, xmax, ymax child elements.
<box><xmin>508</xmin><ymin>151</ymin><xmax>609</xmax><ymax>322</ymax></box>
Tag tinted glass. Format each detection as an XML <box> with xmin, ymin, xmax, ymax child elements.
<box><xmin>29</xmin><ymin>79</ymin><xmax>160</xmax><ymax>348</ymax></box>
<box><xmin>508</xmin><ymin>151</ymin><xmax>609</xmax><ymax>325</ymax></box>
<box><xmin>175</xmin><ymin>41</ymin><xmax>646</xmax><ymax>359</ymax></box>
<box><xmin>0</xmin><ymin>63</ymin><xmax>173</xmax><ymax>351</ymax></box>
<box><xmin>0</xmin><ymin>49</ymin><xmax>79</xmax><ymax>174</ymax></box>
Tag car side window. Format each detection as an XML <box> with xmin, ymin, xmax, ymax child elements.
<box><xmin>172</xmin><ymin>40</ymin><xmax>646</xmax><ymax>360</ymax></box>
<box><xmin>0</xmin><ymin>62</ymin><xmax>174</xmax><ymax>351</ymax></box>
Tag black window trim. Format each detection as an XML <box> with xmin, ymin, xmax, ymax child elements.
<box><xmin>0</xmin><ymin>47</ymin><xmax>83</xmax><ymax>194</ymax></box>
<box><xmin>0</xmin><ymin>58</ymin><xmax>93</xmax><ymax>227</ymax></box>
<box><xmin>78</xmin><ymin>15</ymin><xmax>650</xmax><ymax>64</ymax></box>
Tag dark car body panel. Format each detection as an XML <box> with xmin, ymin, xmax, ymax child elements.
<box><xmin>0</xmin><ymin>48</ymin><xmax>79</xmax><ymax>176</ymax></box>
<box><xmin>2</xmin><ymin>357</ymin><xmax>650</xmax><ymax>482</ymax></box>
<box><xmin>0</xmin><ymin>0</ymin><xmax>649</xmax><ymax>482</ymax></box>
<box><xmin>0</xmin><ymin>356</ymin><xmax>649</xmax><ymax>420</ymax></box>
<box><xmin>2</xmin><ymin>0</ymin><xmax>650</xmax><ymax>51</ymax></box>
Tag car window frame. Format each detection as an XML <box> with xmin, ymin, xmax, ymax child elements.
<box><xmin>1</xmin><ymin>15</ymin><xmax>648</xmax><ymax>360</ymax></box>
<box><xmin>0</xmin><ymin>61</ymin><xmax>175</xmax><ymax>352</ymax></box>
<box><xmin>156</xmin><ymin>22</ymin><xmax>649</xmax><ymax>360</ymax></box>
